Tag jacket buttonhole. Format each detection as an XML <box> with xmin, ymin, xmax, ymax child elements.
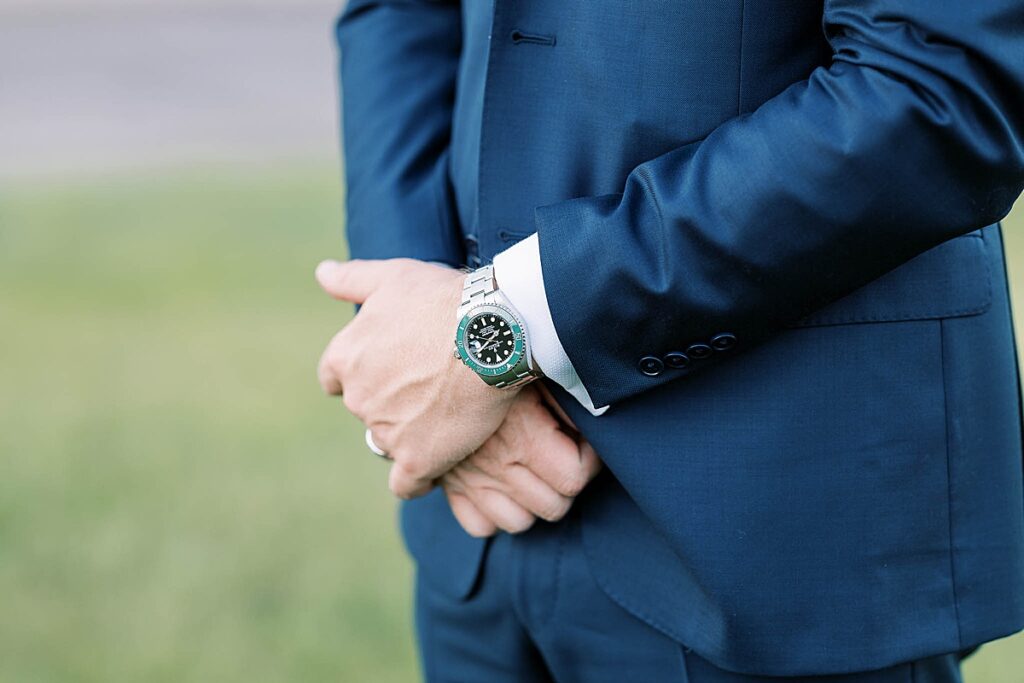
<box><xmin>498</xmin><ymin>229</ymin><xmax>532</xmax><ymax>242</ymax></box>
<box><xmin>510</xmin><ymin>29</ymin><xmax>555</xmax><ymax>46</ymax></box>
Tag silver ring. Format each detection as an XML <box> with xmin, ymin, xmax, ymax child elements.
<box><xmin>365</xmin><ymin>428</ymin><xmax>390</xmax><ymax>459</ymax></box>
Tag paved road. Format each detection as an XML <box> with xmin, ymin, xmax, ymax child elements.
<box><xmin>0</xmin><ymin>3</ymin><xmax>343</xmax><ymax>180</ymax></box>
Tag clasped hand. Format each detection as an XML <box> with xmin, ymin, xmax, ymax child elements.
<box><xmin>316</xmin><ymin>258</ymin><xmax>601</xmax><ymax>536</ymax></box>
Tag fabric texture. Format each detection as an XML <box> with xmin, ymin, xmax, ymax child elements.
<box><xmin>415</xmin><ymin>502</ymin><xmax>965</xmax><ymax>683</ymax></box>
<box><xmin>336</xmin><ymin>0</ymin><xmax>1024</xmax><ymax>675</ymax></box>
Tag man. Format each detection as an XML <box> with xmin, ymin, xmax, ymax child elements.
<box><xmin>318</xmin><ymin>1</ymin><xmax>1024</xmax><ymax>681</ymax></box>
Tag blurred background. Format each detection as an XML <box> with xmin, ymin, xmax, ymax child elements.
<box><xmin>0</xmin><ymin>1</ymin><xmax>1021</xmax><ymax>681</ymax></box>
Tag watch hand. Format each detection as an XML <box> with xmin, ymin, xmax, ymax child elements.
<box><xmin>473</xmin><ymin>332</ymin><xmax>500</xmax><ymax>346</ymax></box>
<box><xmin>471</xmin><ymin>337</ymin><xmax>503</xmax><ymax>356</ymax></box>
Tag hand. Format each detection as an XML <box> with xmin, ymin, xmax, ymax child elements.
<box><xmin>441</xmin><ymin>384</ymin><xmax>603</xmax><ymax>537</ymax></box>
<box><xmin>316</xmin><ymin>258</ymin><xmax>520</xmax><ymax>499</ymax></box>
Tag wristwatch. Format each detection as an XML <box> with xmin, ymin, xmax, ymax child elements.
<box><xmin>453</xmin><ymin>265</ymin><xmax>542</xmax><ymax>388</ymax></box>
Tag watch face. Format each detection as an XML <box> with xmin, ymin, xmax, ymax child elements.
<box><xmin>464</xmin><ymin>312</ymin><xmax>516</xmax><ymax>367</ymax></box>
<box><xmin>455</xmin><ymin>305</ymin><xmax>525</xmax><ymax>376</ymax></box>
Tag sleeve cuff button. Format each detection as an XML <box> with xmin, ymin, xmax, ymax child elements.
<box><xmin>710</xmin><ymin>333</ymin><xmax>737</xmax><ymax>351</ymax></box>
<box><xmin>638</xmin><ymin>356</ymin><xmax>664</xmax><ymax>376</ymax></box>
<box><xmin>664</xmin><ymin>352</ymin><xmax>691</xmax><ymax>369</ymax></box>
<box><xmin>685</xmin><ymin>343</ymin><xmax>713</xmax><ymax>359</ymax></box>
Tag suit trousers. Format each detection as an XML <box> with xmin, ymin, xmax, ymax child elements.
<box><xmin>413</xmin><ymin>507</ymin><xmax>963</xmax><ymax>683</ymax></box>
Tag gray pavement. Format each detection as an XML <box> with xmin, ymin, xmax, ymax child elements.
<box><xmin>0</xmin><ymin>2</ymin><xmax>344</xmax><ymax>181</ymax></box>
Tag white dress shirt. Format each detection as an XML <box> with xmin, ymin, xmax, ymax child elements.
<box><xmin>493</xmin><ymin>234</ymin><xmax>609</xmax><ymax>416</ymax></box>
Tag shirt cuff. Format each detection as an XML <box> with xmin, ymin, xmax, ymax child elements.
<box><xmin>493</xmin><ymin>234</ymin><xmax>609</xmax><ymax>417</ymax></box>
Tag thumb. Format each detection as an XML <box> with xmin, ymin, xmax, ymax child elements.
<box><xmin>315</xmin><ymin>259</ymin><xmax>387</xmax><ymax>304</ymax></box>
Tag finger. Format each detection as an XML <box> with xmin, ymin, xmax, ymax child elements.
<box><xmin>365</xmin><ymin>427</ymin><xmax>392</xmax><ymax>459</ymax></box>
<box><xmin>315</xmin><ymin>259</ymin><xmax>388</xmax><ymax>305</ymax></box>
<box><xmin>317</xmin><ymin>344</ymin><xmax>343</xmax><ymax>395</ymax></box>
<box><xmin>578</xmin><ymin>440</ymin><xmax>603</xmax><ymax>480</ymax></box>
<box><xmin>521</xmin><ymin>428</ymin><xmax>592</xmax><ymax>498</ymax></box>
<box><xmin>388</xmin><ymin>461</ymin><xmax>436</xmax><ymax>500</ymax></box>
<box><xmin>444</xmin><ymin>484</ymin><xmax>498</xmax><ymax>538</ymax></box>
<box><xmin>536</xmin><ymin>381</ymin><xmax>578</xmax><ymax>433</ymax></box>
<box><xmin>503</xmin><ymin>464</ymin><xmax>573</xmax><ymax>523</ymax></box>
<box><xmin>461</xmin><ymin>484</ymin><xmax>537</xmax><ymax>535</ymax></box>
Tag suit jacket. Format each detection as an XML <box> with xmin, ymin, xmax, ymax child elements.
<box><xmin>336</xmin><ymin>0</ymin><xmax>1024</xmax><ymax>675</ymax></box>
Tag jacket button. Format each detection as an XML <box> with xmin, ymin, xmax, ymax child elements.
<box><xmin>710</xmin><ymin>333</ymin><xmax>737</xmax><ymax>351</ymax></box>
<box><xmin>664</xmin><ymin>352</ymin><xmax>691</xmax><ymax>369</ymax></box>
<box><xmin>638</xmin><ymin>356</ymin><xmax>664</xmax><ymax>376</ymax></box>
<box><xmin>686</xmin><ymin>343</ymin><xmax>713</xmax><ymax>360</ymax></box>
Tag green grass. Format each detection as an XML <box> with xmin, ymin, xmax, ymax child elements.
<box><xmin>0</xmin><ymin>166</ymin><xmax>416</xmax><ymax>682</ymax></box>
<box><xmin>0</xmin><ymin>166</ymin><xmax>1021</xmax><ymax>681</ymax></box>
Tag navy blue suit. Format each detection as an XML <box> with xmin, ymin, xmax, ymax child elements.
<box><xmin>336</xmin><ymin>0</ymin><xmax>1024</xmax><ymax>678</ymax></box>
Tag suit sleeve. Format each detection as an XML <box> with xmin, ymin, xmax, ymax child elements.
<box><xmin>536</xmin><ymin>0</ymin><xmax>1024</xmax><ymax>407</ymax></box>
<box><xmin>336</xmin><ymin>0</ymin><xmax>464</xmax><ymax>265</ymax></box>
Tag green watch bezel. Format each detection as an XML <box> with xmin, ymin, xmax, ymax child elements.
<box><xmin>455</xmin><ymin>304</ymin><xmax>526</xmax><ymax>377</ymax></box>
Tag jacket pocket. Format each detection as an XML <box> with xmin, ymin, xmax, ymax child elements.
<box><xmin>789</xmin><ymin>228</ymin><xmax>992</xmax><ymax>328</ymax></box>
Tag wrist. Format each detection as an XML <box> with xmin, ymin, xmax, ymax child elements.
<box><xmin>453</xmin><ymin>264</ymin><xmax>543</xmax><ymax>389</ymax></box>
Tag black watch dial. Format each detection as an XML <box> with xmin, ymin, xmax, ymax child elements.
<box><xmin>465</xmin><ymin>313</ymin><xmax>516</xmax><ymax>366</ymax></box>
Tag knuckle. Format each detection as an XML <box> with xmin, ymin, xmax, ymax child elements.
<box><xmin>317</xmin><ymin>364</ymin><xmax>335</xmax><ymax>393</ymax></box>
<box><xmin>370</xmin><ymin>425</ymin><xmax>393</xmax><ymax>451</ymax></box>
<box><xmin>325</xmin><ymin>351</ymin><xmax>346</xmax><ymax>380</ymax></box>
<box><xmin>388</xmin><ymin>480</ymin><xmax>413</xmax><ymax>500</ymax></box>
<box><xmin>539</xmin><ymin>498</ymin><xmax>572</xmax><ymax>523</ymax></box>
<box><xmin>502</xmin><ymin>449</ymin><xmax>524</xmax><ymax>467</ymax></box>
<box><xmin>395</xmin><ymin>453</ymin><xmax>428</xmax><ymax>480</ymax></box>
<box><xmin>331</xmin><ymin>348</ymin><xmax>348</xmax><ymax>374</ymax></box>
<box><xmin>465</xmin><ymin>522</ymin><xmax>496</xmax><ymax>539</ymax></box>
<box><xmin>332</xmin><ymin>344</ymin><xmax>355</xmax><ymax>375</ymax></box>
<box><xmin>387</xmin><ymin>464</ymin><xmax>418</xmax><ymax>500</ymax></box>
<box><xmin>494</xmin><ymin>441</ymin><xmax>522</xmax><ymax>466</ymax></box>
<box><xmin>504</xmin><ymin>514</ymin><xmax>537</xmax><ymax>535</ymax></box>
<box><xmin>555</xmin><ymin>470</ymin><xmax>587</xmax><ymax>498</ymax></box>
<box><xmin>341</xmin><ymin>391</ymin><xmax>363</xmax><ymax>417</ymax></box>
